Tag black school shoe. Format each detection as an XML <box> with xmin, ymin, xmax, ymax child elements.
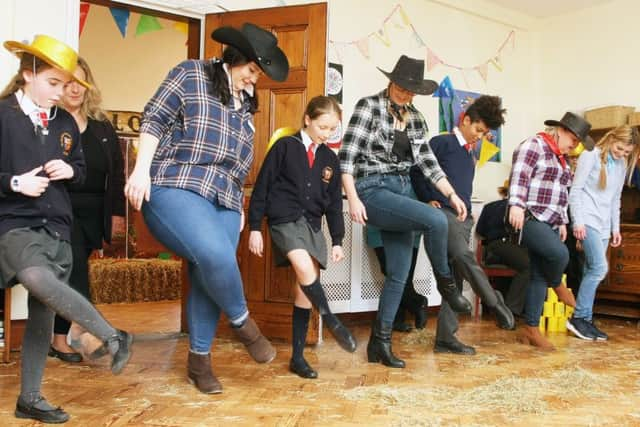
<box><xmin>434</xmin><ymin>338</ymin><xmax>476</xmax><ymax>355</ymax></box>
<box><xmin>48</xmin><ymin>346</ymin><xmax>82</xmax><ymax>363</ymax></box>
<box><xmin>15</xmin><ymin>397</ymin><xmax>70</xmax><ymax>424</ymax></box>
<box><xmin>289</xmin><ymin>357</ymin><xmax>318</xmax><ymax>379</ymax></box>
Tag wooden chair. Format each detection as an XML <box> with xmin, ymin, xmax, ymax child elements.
<box><xmin>474</xmin><ymin>238</ymin><xmax>516</xmax><ymax>319</ymax></box>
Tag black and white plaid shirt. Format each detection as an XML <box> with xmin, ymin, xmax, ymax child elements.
<box><xmin>339</xmin><ymin>89</ymin><xmax>444</xmax><ymax>184</ymax></box>
<box><xmin>140</xmin><ymin>59</ymin><xmax>255</xmax><ymax>213</ymax></box>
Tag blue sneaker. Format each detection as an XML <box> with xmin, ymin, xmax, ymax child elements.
<box><xmin>587</xmin><ymin>320</ymin><xmax>608</xmax><ymax>341</ymax></box>
<box><xmin>566</xmin><ymin>317</ymin><xmax>596</xmax><ymax>341</ymax></box>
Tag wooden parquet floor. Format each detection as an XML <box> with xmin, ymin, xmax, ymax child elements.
<box><xmin>1</xmin><ymin>301</ymin><xmax>640</xmax><ymax>426</ymax></box>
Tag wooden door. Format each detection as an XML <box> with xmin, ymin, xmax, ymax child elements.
<box><xmin>182</xmin><ymin>3</ymin><xmax>327</xmax><ymax>342</ymax></box>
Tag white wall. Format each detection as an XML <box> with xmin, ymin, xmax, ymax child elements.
<box><xmin>539</xmin><ymin>0</ymin><xmax>640</xmax><ymax>121</ymax></box>
<box><xmin>0</xmin><ymin>0</ymin><xmax>79</xmax><ymax>92</ymax></box>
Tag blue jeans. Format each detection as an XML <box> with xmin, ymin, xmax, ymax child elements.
<box><xmin>142</xmin><ymin>185</ymin><xmax>248</xmax><ymax>353</ymax></box>
<box><xmin>356</xmin><ymin>174</ymin><xmax>450</xmax><ymax>324</ymax></box>
<box><xmin>521</xmin><ymin>219</ymin><xmax>569</xmax><ymax>326</ymax></box>
<box><xmin>574</xmin><ymin>225</ymin><xmax>609</xmax><ymax>320</ymax></box>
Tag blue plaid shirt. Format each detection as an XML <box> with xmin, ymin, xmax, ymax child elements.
<box><xmin>339</xmin><ymin>89</ymin><xmax>444</xmax><ymax>184</ymax></box>
<box><xmin>140</xmin><ymin>59</ymin><xmax>255</xmax><ymax>212</ymax></box>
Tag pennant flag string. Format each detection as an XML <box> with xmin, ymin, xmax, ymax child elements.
<box><xmin>109</xmin><ymin>7</ymin><xmax>130</xmax><ymax>38</ymax></box>
<box><xmin>79</xmin><ymin>3</ymin><xmax>90</xmax><ymax>37</ymax></box>
<box><xmin>328</xmin><ymin>3</ymin><xmax>516</xmax><ymax>84</ymax></box>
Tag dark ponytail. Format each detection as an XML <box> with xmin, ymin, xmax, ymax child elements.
<box><xmin>204</xmin><ymin>46</ymin><xmax>258</xmax><ymax>114</ymax></box>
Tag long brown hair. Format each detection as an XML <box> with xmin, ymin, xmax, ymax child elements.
<box><xmin>0</xmin><ymin>53</ymin><xmax>51</xmax><ymax>99</ymax></box>
<box><xmin>66</xmin><ymin>56</ymin><xmax>108</xmax><ymax>121</ymax></box>
<box><xmin>594</xmin><ymin>125</ymin><xmax>638</xmax><ymax>188</ymax></box>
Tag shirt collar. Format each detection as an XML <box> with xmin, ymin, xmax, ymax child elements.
<box><xmin>300</xmin><ymin>129</ymin><xmax>317</xmax><ymax>152</ymax></box>
<box><xmin>15</xmin><ymin>89</ymin><xmax>53</xmax><ymax>127</ymax></box>
<box><xmin>453</xmin><ymin>127</ymin><xmax>467</xmax><ymax>147</ymax></box>
<box><xmin>223</xmin><ymin>63</ymin><xmax>254</xmax><ymax>98</ymax></box>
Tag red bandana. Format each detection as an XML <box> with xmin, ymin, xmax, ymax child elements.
<box><xmin>537</xmin><ymin>132</ymin><xmax>566</xmax><ymax>168</ymax></box>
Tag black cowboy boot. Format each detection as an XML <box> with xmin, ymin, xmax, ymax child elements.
<box><xmin>435</xmin><ymin>274</ymin><xmax>472</xmax><ymax>314</ymax></box>
<box><xmin>301</xmin><ymin>280</ymin><xmax>357</xmax><ymax>352</ymax></box>
<box><xmin>367</xmin><ymin>319</ymin><xmax>405</xmax><ymax>368</ymax></box>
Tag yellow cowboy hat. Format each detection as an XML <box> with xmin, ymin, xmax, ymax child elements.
<box><xmin>266</xmin><ymin>126</ymin><xmax>297</xmax><ymax>152</ymax></box>
<box><xmin>4</xmin><ymin>34</ymin><xmax>90</xmax><ymax>88</ymax></box>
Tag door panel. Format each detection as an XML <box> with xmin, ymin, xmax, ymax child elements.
<box><xmin>190</xmin><ymin>3</ymin><xmax>327</xmax><ymax>343</ymax></box>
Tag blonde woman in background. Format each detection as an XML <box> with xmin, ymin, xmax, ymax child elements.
<box><xmin>567</xmin><ymin>125</ymin><xmax>639</xmax><ymax>341</ymax></box>
<box><xmin>49</xmin><ymin>57</ymin><xmax>126</xmax><ymax>363</ymax></box>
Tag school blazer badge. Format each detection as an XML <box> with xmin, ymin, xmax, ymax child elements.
<box><xmin>321</xmin><ymin>166</ymin><xmax>333</xmax><ymax>183</ymax></box>
<box><xmin>60</xmin><ymin>132</ymin><xmax>73</xmax><ymax>157</ymax></box>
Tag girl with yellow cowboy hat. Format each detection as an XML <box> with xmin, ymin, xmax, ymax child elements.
<box><xmin>0</xmin><ymin>34</ymin><xmax>132</xmax><ymax>424</ymax></box>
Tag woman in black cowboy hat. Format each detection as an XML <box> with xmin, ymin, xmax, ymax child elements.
<box><xmin>339</xmin><ymin>55</ymin><xmax>471</xmax><ymax>369</ymax></box>
<box><xmin>125</xmin><ymin>23</ymin><xmax>289</xmax><ymax>394</ymax></box>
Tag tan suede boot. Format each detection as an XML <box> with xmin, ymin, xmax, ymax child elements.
<box><xmin>187</xmin><ymin>352</ymin><xmax>222</xmax><ymax>394</ymax></box>
<box><xmin>232</xmin><ymin>317</ymin><xmax>276</xmax><ymax>363</ymax></box>
<box><xmin>553</xmin><ymin>285</ymin><xmax>576</xmax><ymax>308</ymax></box>
<box><xmin>518</xmin><ymin>325</ymin><xmax>555</xmax><ymax>351</ymax></box>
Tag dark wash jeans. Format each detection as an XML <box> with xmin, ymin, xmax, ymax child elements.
<box><xmin>520</xmin><ymin>219</ymin><xmax>569</xmax><ymax>326</ymax></box>
<box><xmin>355</xmin><ymin>174</ymin><xmax>450</xmax><ymax>324</ymax></box>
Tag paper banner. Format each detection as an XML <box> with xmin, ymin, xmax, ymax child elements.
<box><xmin>79</xmin><ymin>3</ymin><xmax>90</xmax><ymax>37</ymax></box>
<box><xmin>460</xmin><ymin>68</ymin><xmax>471</xmax><ymax>88</ymax></box>
<box><xmin>399</xmin><ymin>7</ymin><xmax>411</xmax><ymax>27</ymax></box>
<box><xmin>413</xmin><ymin>32</ymin><xmax>426</xmax><ymax>48</ymax></box>
<box><xmin>373</xmin><ymin>24</ymin><xmax>391</xmax><ymax>47</ymax></box>
<box><xmin>109</xmin><ymin>7</ymin><xmax>130</xmax><ymax>38</ymax></box>
<box><xmin>490</xmin><ymin>55</ymin><xmax>503</xmax><ymax>72</ymax></box>
<box><xmin>477</xmin><ymin>139</ymin><xmax>500</xmax><ymax>167</ymax></box>
<box><xmin>476</xmin><ymin>63</ymin><xmax>489</xmax><ymax>82</ymax></box>
<box><xmin>356</xmin><ymin>37</ymin><xmax>370</xmax><ymax>59</ymax></box>
<box><xmin>426</xmin><ymin>48</ymin><xmax>441</xmax><ymax>72</ymax></box>
<box><xmin>136</xmin><ymin>15</ymin><xmax>163</xmax><ymax>37</ymax></box>
<box><xmin>173</xmin><ymin>22</ymin><xmax>188</xmax><ymax>35</ymax></box>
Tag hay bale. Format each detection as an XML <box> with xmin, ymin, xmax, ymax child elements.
<box><xmin>89</xmin><ymin>258</ymin><xmax>181</xmax><ymax>304</ymax></box>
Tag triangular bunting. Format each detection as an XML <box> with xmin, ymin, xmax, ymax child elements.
<box><xmin>490</xmin><ymin>55</ymin><xmax>503</xmax><ymax>72</ymax></box>
<box><xmin>373</xmin><ymin>24</ymin><xmax>391</xmax><ymax>47</ymax></box>
<box><xmin>355</xmin><ymin>37</ymin><xmax>370</xmax><ymax>59</ymax></box>
<box><xmin>79</xmin><ymin>3</ymin><xmax>90</xmax><ymax>37</ymax></box>
<box><xmin>136</xmin><ymin>15</ymin><xmax>163</xmax><ymax>37</ymax></box>
<box><xmin>476</xmin><ymin>63</ymin><xmax>488</xmax><ymax>82</ymax></box>
<box><xmin>399</xmin><ymin>6</ymin><xmax>411</xmax><ymax>27</ymax></box>
<box><xmin>426</xmin><ymin>48</ymin><xmax>441</xmax><ymax>72</ymax></box>
<box><xmin>173</xmin><ymin>22</ymin><xmax>188</xmax><ymax>35</ymax></box>
<box><xmin>478</xmin><ymin>139</ymin><xmax>500</xmax><ymax>167</ymax></box>
<box><xmin>413</xmin><ymin>32</ymin><xmax>426</xmax><ymax>48</ymax></box>
<box><xmin>109</xmin><ymin>7</ymin><xmax>130</xmax><ymax>38</ymax></box>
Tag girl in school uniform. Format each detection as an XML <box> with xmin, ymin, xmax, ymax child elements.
<box><xmin>0</xmin><ymin>35</ymin><xmax>132</xmax><ymax>423</ymax></box>
<box><xmin>248</xmin><ymin>96</ymin><xmax>356</xmax><ymax>379</ymax></box>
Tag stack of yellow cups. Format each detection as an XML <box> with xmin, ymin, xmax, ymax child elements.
<box><xmin>539</xmin><ymin>274</ymin><xmax>574</xmax><ymax>333</ymax></box>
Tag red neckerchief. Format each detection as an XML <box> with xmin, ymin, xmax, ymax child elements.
<box><xmin>537</xmin><ymin>132</ymin><xmax>566</xmax><ymax>168</ymax></box>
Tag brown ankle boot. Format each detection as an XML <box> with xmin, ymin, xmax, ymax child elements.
<box><xmin>553</xmin><ymin>286</ymin><xmax>576</xmax><ymax>308</ymax></box>
<box><xmin>187</xmin><ymin>352</ymin><xmax>222</xmax><ymax>394</ymax></box>
<box><xmin>232</xmin><ymin>317</ymin><xmax>276</xmax><ymax>363</ymax></box>
<box><xmin>518</xmin><ymin>325</ymin><xmax>555</xmax><ymax>351</ymax></box>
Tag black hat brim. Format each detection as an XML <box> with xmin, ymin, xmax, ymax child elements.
<box><xmin>211</xmin><ymin>26</ymin><xmax>288</xmax><ymax>82</ymax></box>
<box><xmin>544</xmin><ymin>119</ymin><xmax>595</xmax><ymax>151</ymax></box>
<box><xmin>378</xmin><ymin>68</ymin><xmax>438</xmax><ymax>95</ymax></box>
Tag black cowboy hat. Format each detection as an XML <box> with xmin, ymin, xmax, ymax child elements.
<box><xmin>211</xmin><ymin>22</ymin><xmax>289</xmax><ymax>82</ymax></box>
<box><xmin>544</xmin><ymin>112</ymin><xmax>595</xmax><ymax>151</ymax></box>
<box><xmin>377</xmin><ymin>55</ymin><xmax>438</xmax><ymax>95</ymax></box>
